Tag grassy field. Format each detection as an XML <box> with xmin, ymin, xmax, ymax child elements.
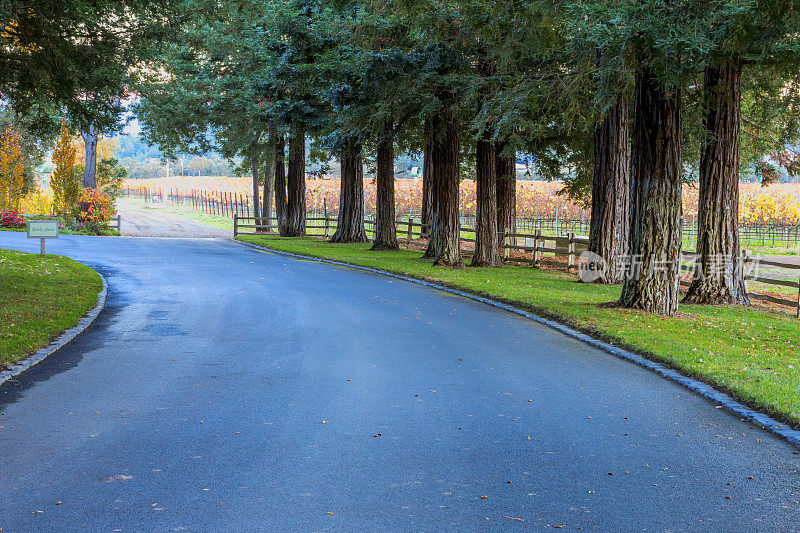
<box><xmin>238</xmin><ymin>234</ymin><xmax>800</xmax><ymax>429</ymax></box>
<box><xmin>0</xmin><ymin>249</ymin><xmax>103</xmax><ymax>367</ymax></box>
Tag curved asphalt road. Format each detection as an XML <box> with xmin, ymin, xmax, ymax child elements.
<box><xmin>0</xmin><ymin>233</ymin><xmax>798</xmax><ymax>532</ymax></box>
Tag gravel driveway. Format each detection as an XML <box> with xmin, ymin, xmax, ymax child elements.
<box><xmin>116</xmin><ymin>198</ymin><xmax>231</xmax><ymax>238</ymax></box>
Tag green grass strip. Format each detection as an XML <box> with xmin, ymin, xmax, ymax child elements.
<box><xmin>239</xmin><ymin>234</ymin><xmax>800</xmax><ymax>428</ymax></box>
<box><xmin>0</xmin><ymin>249</ymin><xmax>103</xmax><ymax>366</ymax></box>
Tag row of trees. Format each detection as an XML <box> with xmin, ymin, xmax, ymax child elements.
<box><xmin>137</xmin><ymin>0</ymin><xmax>800</xmax><ymax>316</ymax></box>
<box><xmin>7</xmin><ymin>1</ymin><xmax>799</xmax><ymax>316</ymax></box>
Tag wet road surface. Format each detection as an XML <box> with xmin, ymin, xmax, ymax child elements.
<box><xmin>0</xmin><ymin>233</ymin><xmax>798</xmax><ymax>531</ymax></box>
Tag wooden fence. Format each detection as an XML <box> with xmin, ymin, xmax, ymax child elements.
<box><xmin>235</xmin><ymin>213</ymin><xmax>800</xmax><ymax>316</ymax></box>
<box><xmin>122</xmin><ymin>187</ymin><xmax>253</xmax><ymax>218</ymax></box>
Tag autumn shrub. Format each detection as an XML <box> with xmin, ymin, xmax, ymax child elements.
<box><xmin>74</xmin><ymin>188</ymin><xmax>115</xmax><ymax>234</ymax></box>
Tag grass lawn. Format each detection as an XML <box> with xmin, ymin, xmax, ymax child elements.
<box><xmin>239</xmin><ymin>234</ymin><xmax>800</xmax><ymax>429</ymax></box>
<box><xmin>0</xmin><ymin>249</ymin><xmax>103</xmax><ymax>367</ymax></box>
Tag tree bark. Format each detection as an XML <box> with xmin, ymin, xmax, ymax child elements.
<box><xmin>618</xmin><ymin>66</ymin><xmax>683</xmax><ymax>316</ymax></box>
<box><xmin>331</xmin><ymin>141</ymin><xmax>368</xmax><ymax>243</ymax></box>
<box><xmin>371</xmin><ymin>122</ymin><xmax>399</xmax><ymax>250</ymax></box>
<box><xmin>262</xmin><ymin>122</ymin><xmax>275</xmax><ymax>232</ymax></box>
<box><xmin>274</xmin><ymin>132</ymin><xmax>288</xmax><ymax>236</ymax></box>
<box><xmin>250</xmin><ymin>132</ymin><xmax>262</xmax><ymax>226</ymax></box>
<box><xmin>472</xmin><ymin>138</ymin><xmax>502</xmax><ymax>266</ymax></box>
<box><xmin>496</xmin><ymin>141</ymin><xmax>516</xmax><ymax>249</ymax></box>
<box><xmin>285</xmin><ymin>126</ymin><xmax>306</xmax><ymax>237</ymax></box>
<box><xmin>82</xmin><ymin>126</ymin><xmax>98</xmax><ymax>189</ymax></box>
<box><xmin>683</xmin><ymin>60</ymin><xmax>749</xmax><ymax>305</ymax></box>
<box><xmin>589</xmin><ymin>92</ymin><xmax>630</xmax><ymax>284</ymax></box>
<box><xmin>431</xmin><ymin>113</ymin><xmax>463</xmax><ymax>267</ymax></box>
<box><xmin>422</xmin><ymin>118</ymin><xmax>437</xmax><ymax>257</ymax></box>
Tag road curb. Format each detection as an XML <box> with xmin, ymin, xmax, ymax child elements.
<box><xmin>231</xmin><ymin>237</ymin><xmax>800</xmax><ymax>448</ymax></box>
<box><xmin>0</xmin><ymin>269</ymin><xmax>108</xmax><ymax>386</ymax></box>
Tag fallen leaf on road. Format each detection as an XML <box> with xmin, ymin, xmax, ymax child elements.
<box><xmin>504</xmin><ymin>516</ymin><xmax>524</xmax><ymax>522</ymax></box>
<box><xmin>99</xmin><ymin>475</ymin><xmax>132</xmax><ymax>482</ymax></box>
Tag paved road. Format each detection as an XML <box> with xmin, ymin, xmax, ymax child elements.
<box><xmin>0</xmin><ymin>233</ymin><xmax>798</xmax><ymax>531</ymax></box>
<box><xmin>116</xmin><ymin>198</ymin><xmax>230</xmax><ymax>238</ymax></box>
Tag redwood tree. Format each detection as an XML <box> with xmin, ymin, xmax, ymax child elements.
<box><xmin>262</xmin><ymin>122</ymin><xmax>275</xmax><ymax>231</ymax></box>
<box><xmin>422</xmin><ymin>119</ymin><xmax>438</xmax><ymax>258</ymax></box>
<box><xmin>430</xmin><ymin>112</ymin><xmax>463</xmax><ymax>267</ymax></box>
<box><xmin>683</xmin><ymin>60</ymin><xmax>749</xmax><ymax>304</ymax></box>
<box><xmin>371</xmin><ymin>122</ymin><xmax>399</xmax><ymax>250</ymax></box>
<box><xmin>618</xmin><ymin>67</ymin><xmax>683</xmax><ymax>315</ymax></box>
<box><xmin>472</xmin><ymin>137</ymin><xmax>502</xmax><ymax>266</ymax></box>
<box><xmin>588</xmin><ymin>93</ymin><xmax>630</xmax><ymax>284</ymax></box>
<box><xmin>274</xmin><ymin>132</ymin><xmax>288</xmax><ymax>235</ymax></box>
<box><xmin>331</xmin><ymin>141</ymin><xmax>368</xmax><ymax>243</ymax></box>
<box><xmin>285</xmin><ymin>126</ymin><xmax>306</xmax><ymax>237</ymax></box>
<box><xmin>495</xmin><ymin>140</ymin><xmax>516</xmax><ymax>249</ymax></box>
<box><xmin>249</xmin><ymin>132</ymin><xmax>262</xmax><ymax>227</ymax></box>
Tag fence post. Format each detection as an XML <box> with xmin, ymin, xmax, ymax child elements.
<box><xmin>116</xmin><ymin>214</ymin><xmax>121</xmax><ymax>234</ymax></box>
<box><xmin>323</xmin><ymin>202</ymin><xmax>329</xmax><ymax>237</ymax></box>
<box><xmin>796</xmin><ymin>275</ymin><xmax>800</xmax><ymax>319</ymax></box>
<box><xmin>568</xmin><ymin>232</ymin><xmax>576</xmax><ymax>269</ymax></box>
<box><xmin>533</xmin><ymin>229</ymin><xmax>541</xmax><ymax>266</ymax></box>
<box><xmin>503</xmin><ymin>232</ymin><xmax>509</xmax><ymax>261</ymax></box>
<box><xmin>234</xmin><ymin>214</ymin><xmax>238</xmax><ymax>237</ymax></box>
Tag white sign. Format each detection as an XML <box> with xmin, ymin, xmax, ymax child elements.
<box><xmin>26</xmin><ymin>220</ymin><xmax>59</xmax><ymax>239</ymax></box>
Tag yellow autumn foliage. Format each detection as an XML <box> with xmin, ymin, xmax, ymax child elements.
<box><xmin>19</xmin><ymin>189</ymin><xmax>53</xmax><ymax>215</ymax></box>
<box><xmin>0</xmin><ymin>125</ymin><xmax>24</xmax><ymax>212</ymax></box>
<box><xmin>51</xmin><ymin>121</ymin><xmax>81</xmax><ymax>219</ymax></box>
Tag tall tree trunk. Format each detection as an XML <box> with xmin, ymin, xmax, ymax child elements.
<box><xmin>589</xmin><ymin>93</ymin><xmax>630</xmax><ymax>284</ymax></box>
<box><xmin>422</xmin><ymin>118</ymin><xmax>439</xmax><ymax>259</ymax></box>
<box><xmin>285</xmin><ymin>126</ymin><xmax>306</xmax><ymax>237</ymax></box>
<box><xmin>371</xmin><ymin>122</ymin><xmax>399</xmax><ymax>250</ymax></box>
<box><xmin>684</xmin><ymin>60</ymin><xmax>749</xmax><ymax>305</ymax></box>
<box><xmin>262</xmin><ymin>122</ymin><xmax>275</xmax><ymax>232</ymax></box>
<box><xmin>250</xmin><ymin>132</ymin><xmax>262</xmax><ymax>226</ymax></box>
<box><xmin>472</xmin><ymin>138</ymin><xmax>502</xmax><ymax>266</ymax></box>
<box><xmin>274</xmin><ymin>132</ymin><xmax>288</xmax><ymax>236</ymax></box>
<box><xmin>82</xmin><ymin>125</ymin><xmax>98</xmax><ymax>189</ymax></box>
<box><xmin>618</xmin><ymin>66</ymin><xmax>683</xmax><ymax>316</ymax></box>
<box><xmin>496</xmin><ymin>141</ymin><xmax>516</xmax><ymax>249</ymax></box>
<box><xmin>431</xmin><ymin>113</ymin><xmax>463</xmax><ymax>267</ymax></box>
<box><xmin>422</xmin><ymin>118</ymin><xmax>437</xmax><ymax>257</ymax></box>
<box><xmin>331</xmin><ymin>141</ymin><xmax>368</xmax><ymax>243</ymax></box>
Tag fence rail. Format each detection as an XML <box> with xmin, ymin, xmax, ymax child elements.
<box><xmin>234</xmin><ymin>213</ymin><xmax>800</xmax><ymax>316</ymax></box>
